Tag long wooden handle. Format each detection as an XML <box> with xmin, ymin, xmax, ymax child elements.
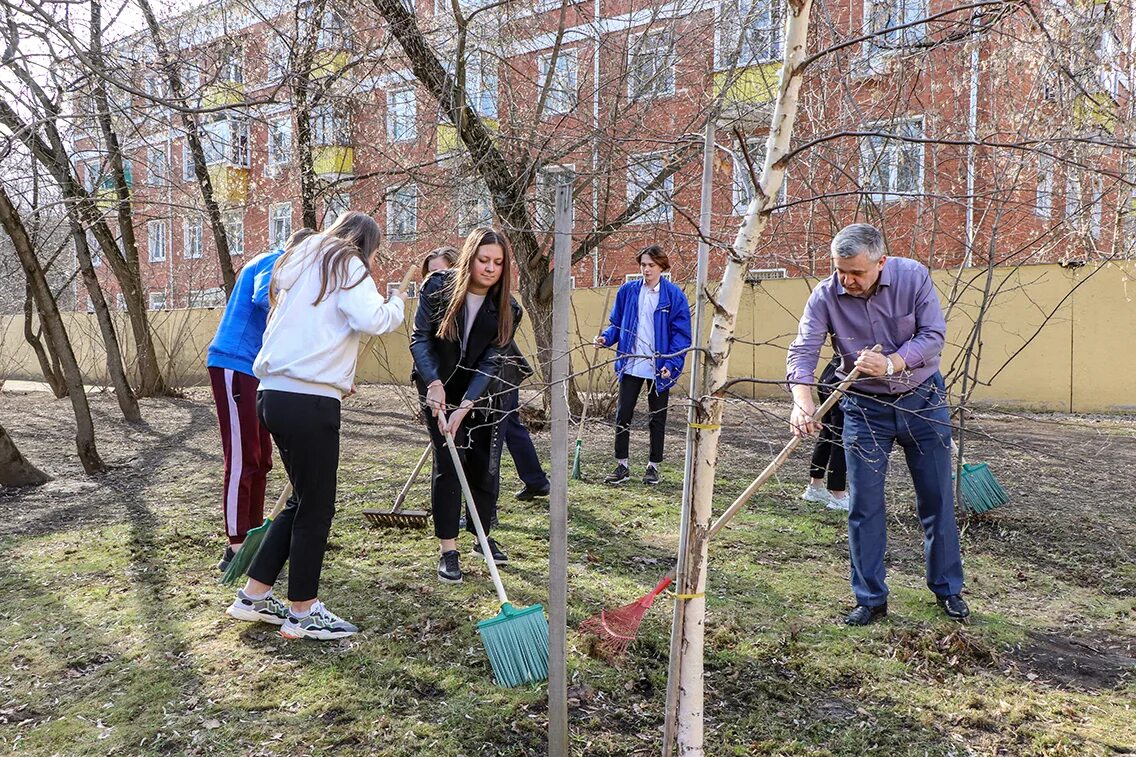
<box><xmin>442</xmin><ymin>423</ymin><xmax>510</xmax><ymax>606</ymax></box>
<box><xmin>707</xmin><ymin>346</ymin><xmax>880</xmax><ymax>540</ymax></box>
<box><xmin>268</xmin><ymin>481</ymin><xmax>293</xmax><ymax>520</ymax></box>
<box><xmin>396</xmin><ymin>263</ymin><xmax>416</xmax><ymax>296</ymax></box>
<box><xmin>393</xmin><ymin>443</ymin><xmax>432</xmax><ymax>512</ymax></box>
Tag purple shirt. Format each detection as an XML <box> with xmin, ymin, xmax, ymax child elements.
<box><xmin>786</xmin><ymin>256</ymin><xmax>946</xmax><ymax>395</ymax></box>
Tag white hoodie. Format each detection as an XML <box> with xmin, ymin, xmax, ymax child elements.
<box><xmin>253</xmin><ymin>234</ymin><xmax>405</xmax><ymax>399</ymax></box>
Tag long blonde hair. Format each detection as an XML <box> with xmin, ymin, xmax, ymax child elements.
<box><xmin>438</xmin><ymin>227</ymin><xmax>513</xmax><ymax>348</ymax></box>
<box><xmin>269</xmin><ymin>211</ymin><xmax>381</xmax><ymax>307</ymax></box>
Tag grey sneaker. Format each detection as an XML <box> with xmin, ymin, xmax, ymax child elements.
<box><xmin>438</xmin><ymin>549</ymin><xmax>463</xmax><ymax>583</ymax></box>
<box><xmin>642</xmin><ymin>466</ymin><xmax>661</xmax><ymax>486</ymax></box>
<box><xmin>604</xmin><ymin>463</ymin><xmax>630</xmax><ymax>485</ymax></box>
<box><xmin>279</xmin><ymin>601</ymin><xmax>359</xmax><ymax>640</ymax></box>
<box><xmin>226</xmin><ymin>589</ymin><xmax>288</xmax><ymax>626</ymax></box>
<box><xmin>801</xmin><ymin>483</ymin><xmax>832</xmax><ymax>505</ymax></box>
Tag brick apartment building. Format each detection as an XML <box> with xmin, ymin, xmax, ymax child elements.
<box><xmin>67</xmin><ymin>0</ymin><xmax>1130</xmax><ymax>313</ymax></box>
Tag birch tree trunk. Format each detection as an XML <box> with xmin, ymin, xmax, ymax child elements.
<box><xmin>673</xmin><ymin>0</ymin><xmax>814</xmax><ymax>753</ymax></box>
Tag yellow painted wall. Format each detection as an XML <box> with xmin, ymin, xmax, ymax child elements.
<box><xmin>2</xmin><ymin>262</ymin><xmax>1134</xmax><ymax>413</ymax></box>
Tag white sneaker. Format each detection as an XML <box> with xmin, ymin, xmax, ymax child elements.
<box><xmin>226</xmin><ymin>589</ymin><xmax>288</xmax><ymax>626</ymax></box>
<box><xmin>801</xmin><ymin>483</ymin><xmax>832</xmax><ymax>505</ymax></box>
<box><xmin>279</xmin><ymin>601</ymin><xmax>359</xmax><ymax>640</ymax></box>
<box><xmin>826</xmin><ymin>493</ymin><xmax>850</xmax><ymax>512</ymax></box>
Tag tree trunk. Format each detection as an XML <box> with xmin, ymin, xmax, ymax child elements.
<box><xmin>24</xmin><ymin>284</ymin><xmax>68</xmax><ymax>398</ymax></box>
<box><xmin>672</xmin><ymin>0</ymin><xmax>813</xmax><ymax>752</ymax></box>
<box><xmin>0</xmin><ymin>185</ymin><xmax>105</xmax><ymax>474</ymax></box>
<box><xmin>0</xmin><ymin>423</ymin><xmax>49</xmax><ymax>487</ymax></box>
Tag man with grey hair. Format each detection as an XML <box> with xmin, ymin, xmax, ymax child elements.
<box><xmin>786</xmin><ymin>223</ymin><xmax>968</xmax><ymax>626</ymax></box>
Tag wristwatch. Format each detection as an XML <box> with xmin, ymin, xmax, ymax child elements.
<box><xmin>885</xmin><ymin>356</ymin><xmax>895</xmax><ymax>377</ymax></box>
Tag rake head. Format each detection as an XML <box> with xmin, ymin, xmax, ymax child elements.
<box><xmin>579</xmin><ymin>575</ymin><xmax>673</xmax><ymax>659</ymax></box>
<box><xmin>363</xmin><ymin>508</ymin><xmax>431</xmax><ymax>529</ymax></box>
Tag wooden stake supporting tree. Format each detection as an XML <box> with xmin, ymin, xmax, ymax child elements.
<box><xmin>668</xmin><ymin>0</ymin><xmax>815</xmax><ymax>753</ymax></box>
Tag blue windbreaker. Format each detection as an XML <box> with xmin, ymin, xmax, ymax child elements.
<box><xmin>599</xmin><ymin>278</ymin><xmax>692</xmax><ymax>393</ymax></box>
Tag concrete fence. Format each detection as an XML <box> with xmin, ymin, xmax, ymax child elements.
<box><xmin>2</xmin><ymin>261</ymin><xmax>1133</xmax><ymax>413</ymax></box>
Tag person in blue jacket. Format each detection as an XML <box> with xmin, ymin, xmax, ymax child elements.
<box><xmin>206</xmin><ymin>229</ymin><xmax>314</xmax><ymax>572</ymax></box>
<box><xmin>593</xmin><ymin>245</ymin><xmax>692</xmax><ymax>485</ymax></box>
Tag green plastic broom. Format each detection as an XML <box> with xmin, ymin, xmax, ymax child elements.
<box><xmin>442</xmin><ymin>424</ymin><xmax>548</xmax><ymax>687</ymax></box>
<box><xmin>951</xmin><ymin>439</ymin><xmax>1010</xmax><ymax>514</ymax></box>
<box><xmin>220</xmin><ymin>482</ymin><xmax>292</xmax><ymax>586</ymax></box>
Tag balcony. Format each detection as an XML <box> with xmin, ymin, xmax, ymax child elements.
<box><xmin>312</xmin><ymin>49</ymin><xmax>350</xmax><ymax>79</ymax></box>
<box><xmin>714</xmin><ymin>63</ymin><xmax>781</xmax><ymax>128</ymax></box>
<box><xmin>201</xmin><ymin>82</ymin><xmax>245</xmax><ymax>110</ymax></box>
<box><xmin>206</xmin><ymin>164</ymin><xmax>249</xmax><ymax>204</ymax></box>
<box><xmin>436</xmin><ymin>117</ymin><xmax>498</xmax><ymax>156</ymax></box>
<box><xmin>312</xmin><ymin>145</ymin><xmax>354</xmax><ymax>180</ymax></box>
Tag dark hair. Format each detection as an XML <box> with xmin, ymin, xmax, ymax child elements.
<box><xmin>438</xmin><ymin>227</ymin><xmax>514</xmax><ymax>348</ymax></box>
<box><xmin>637</xmin><ymin>244</ymin><xmax>670</xmax><ymax>272</ymax></box>
<box><xmin>421</xmin><ymin>246</ymin><xmax>459</xmax><ymax>277</ymax></box>
<box><xmin>270</xmin><ymin>211</ymin><xmax>381</xmax><ymax>307</ymax></box>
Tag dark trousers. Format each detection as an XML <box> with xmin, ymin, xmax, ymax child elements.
<box><xmin>209</xmin><ymin>367</ymin><xmax>273</xmax><ymax>543</ymax></box>
<box><xmin>614</xmin><ymin>375</ymin><xmax>669</xmax><ymax>463</ymax></box>
<box><xmin>422</xmin><ymin>406</ymin><xmax>500</xmax><ymax>540</ymax></box>
<box><xmin>498</xmin><ymin>389</ymin><xmax>549</xmax><ymax>489</ymax></box>
<box><xmin>808</xmin><ymin>371</ymin><xmax>847</xmax><ymax>492</ymax></box>
<box><xmin>841</xmin><ymin>373</ymin><xmax>964</xmax><ymax>607</ymax></box>
<box><xmin>247</xmin><ymin>390</ymin><xmax>341</xmax><ymax>602</ymax></box>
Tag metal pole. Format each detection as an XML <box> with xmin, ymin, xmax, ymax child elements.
<box><xmin>662</xmin><ymin>116</ymin><xmax>714</xmax><ymax>757</ymax></box>
<box><xmin>548</xmin><ymin>182</ymin><xmax>572</xmax><ymax>757</ymax></box>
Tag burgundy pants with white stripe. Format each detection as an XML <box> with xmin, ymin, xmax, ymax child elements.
<box><xmin>209</xmin><ymin>366</ymin><xmax>274</xmax><ymax>544</ymax></box>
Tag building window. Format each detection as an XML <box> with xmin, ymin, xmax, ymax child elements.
<box><xmin>182</xmin><ymin>141</ymin><xmax>197</xmax><ymax>180</ymax></box>
<box><xmin>270</xmin><ymin>203</ymin><xmax>293</xmax><ymax>248</ymax></box>
<box><xmin>458</xmin><ymin>180</ymin><xmax>493</xmax><ymax>234</ymax></box>
<box><xmin>859</xmin><ymin>117</ymin><xmax>923</xmax><ymax>201</ymax></box>
<box><xmin>1090</xmin><ymin>177</ymin><xmax>1104</xmax><ymax>239</ymax></box>
<box><xmin>203</xmin><ymin>116</ymin><xmax>250</xmax><ymax>167</ymax></box>
<box><xmin>731</xmin><ymin>139</ymin><xmax>786</xmax><ymax>214</ymax></box>
<box><xmin>267</xmin><ymin>38</ymin><xmax>289</xmax><ymax>81</ymax></box>
<box><xmin>310</xmin><ymin>104</ymin><xmax>350</xmax><ymax>146</ymax></box>
<box><xmin>865</xmin><ymin>0</ymin><xmax>927</xmax><ymax>52</ymax></box>
<box><xmin>538</xmin><ymin>49</ymin><xmax>578</xmax><ymax>115</ymax></box>
<box><xmin>221</xmin><ymin>44</ymin><xmax>243</xmax><ymax>84</ymax></box>
<box><xmin>116</xmin><ymin>293</ymin><xmax>126</xmax><ymax>311</ymax></box>
<box><xmin>85</xmin><ymin>231</ymin><xmax>102</xmax><ymax>267</ymax></box>
<box><xmin>1035</xmin><ymin>156</ymin><xmax>1054</xmax><ymax>218</ymax></box>
<box><xmin>146</xmin><ymin>145</ymin><xmax>168</xmax><ymax>186</ymax></box>
<box><xmin>149</xmin><ymin>291</ymin><xmax>167</xmax><ymax>311</ymax></box>
<box><xmin>467</xmin><ymin>51</ymin><xmax>499</xmax><ymax>119</ymax></box>
<box><xmin>627</xmin><ymin>154</ymin><xmax>674</xmax><ymax>224</ymax></box>
<box><xmin>387</xmin><ymin>88</ymin><xmax>417</xmax><ymax>142</ymax></box>
<box><xmin>188</xmin><ymin>287</ymin><xmax>227</xmax><ymax>308</ymax></box>
<box><xmin>147</xmin><ymin>220</ymin><xmax>168</xmax><ymax>262</ymax></box>
<box><xmin>316</xmin><ymin>10</ymin><xmax>347</xmax><ymax>51</ymax></box>
<box><xmin>716</xmin><ymin>0</ymin><xmax>783</xmax><ymax>69</ymax></box>
<box><xmin>387</xmin><ymin>184</ymin><xmax>418</xmax><ymax>241</ymax></box>
<box><xmin>535</xmin><ymin>165</ymin><xmax>576</xmax><ymax>230</ymax></box>
<box><xmin>268</xmin><ymin>115</ymin><xmax>293</xmax><ymax>167</ymax></box>
<box><xmin>223</xmin><ymin>210</ymin><xmax>245</xmax><ymax>256</ymax></box>
<box><xmin>184</xmin><ymin>216</ymin><xmax>204</xmax><ymax>259</ymax></box>
<box><xmin>628</xmin><ymin>30</ymin><xmax>675</xmax><ymax>100</ymax></box>
<box><xmin>1064</xmin><ymin>173</ymin><xmax>1081</xmax><ymax>223</ymax></box>
<box><xmin>323</xmin><ymin>194</ymin><xmax>350</xmax><ymax>229</ymax></box>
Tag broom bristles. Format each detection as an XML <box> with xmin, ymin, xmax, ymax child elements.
<box><xmin>478</xmin><ymin>602</ymin><xmax>549</xmax><ymax>687</ymax></box>
<box><xmin>571</xmin><ymin>439</ymin><xmax>583</xmax><ymax>480</ymax></box>
<box><xmin>219</xmin><ymin>518</ymin><xmax>272</xmax><ymax>586</ymax></box>
<box><xmin>959</xmin><ymin>463</ymin><xmax>1010</xmax><ymax>514</ymax></box>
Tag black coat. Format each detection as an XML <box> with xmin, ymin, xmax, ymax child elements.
<box><xmin>410</xmin><ymin>270</ymin><xmax>523</xmax><ymax>407</ymax></box>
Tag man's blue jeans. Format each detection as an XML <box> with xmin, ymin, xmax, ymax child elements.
<box><xmin>841</xmin><ymin>372</ymin><xmax>964</xmax><ymax>607</ymax></box>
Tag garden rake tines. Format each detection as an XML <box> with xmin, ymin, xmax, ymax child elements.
<box><xmin>580</xmin><ymin>349</ymin><xmax>879</xmax><ymax>659</ymax></box>
<box><xmin>363</xmin><ymin>443</ymin><xmax>432</xmax><ymax>529</ymax></box>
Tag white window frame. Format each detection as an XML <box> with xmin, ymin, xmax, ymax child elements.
<box><xmin>387</xmin><ymin>184</ymin><xmax>419</xmax><ymax>241</ymax></box>
<box><xmin>267</xmin><ymin>38</ymin><xmax>289</xmax><ymax>82</ymax></box>
<box><xmin>628</xmin><ymin>30</ymin><xmax>675</xmax><ymax>100</ymax></box>
<box><xmin>458</xmin><ymin>180</ymin><xmax>494</xmax><ymax>235</ymax></box>
<box><xmin>858</xmin><ymin>117</ymin><xmax>924</xmax><ymax>202</ymax></box>
<box><xmin>223</xmin><ymin>210</ymin><xmax>245</xmax><ymax>256</ymax></box>
<box><xmin>183</xmin><ymin>216</ymin><xmax>204</xmax><ymax>259</ymax></box>
<box><xmin>270</xmin><ymin>202</ymin><xmax>293</xmax><ymax>248</ymax></box>
<box><xmin>203</xmin><ymin>116</ymin><xmax>250</xmax><ymax>167</ymax></box>
<box><xmin>467</xmin><ymin>51</ymin><xmax>499</xmax><ymax>119</ymax></box>
<box><xmin>149</xmin><ymin>291</ymin><xmax>167</xmax><ymax>311</ymax></box>
<box><xmin>268</xmin><ymin>115</ymin><xmax>293</xmax><ymax>168</ymax></box>
<box><xmin>147</xmin><ymin>220</ymin><xmax>168</xmax><ymax>262</ymax></box>
<box><xmin>387</xmin><ymin>88</ymin><xmax>417</xmax><ymax>142</ymax></box>
<box><xmin>222</xmin><ymin>44</ymin><xmax>244</xmax><ymax>84</ymax></box>
<box><xmin>864</xmin><ymin>0</ymin><xmax>927</xmax><ymax>53</ymax></box>
<box><xmin>310</xmin><ymin>104</ymin><xmax>350</xmax><ymax>147</ymax></box>
<box><xmin>323</xmin><ymin>193</ymin><xmax>350</xmax><ymax>229</ymax></box>
<box><xmin>538</xmin><ymin>48</ymin><xmax>579</xmax><ymax>115</ymax></box>
<box><xmin>116</xmin><ymin>292</ymin><xmax>126</xmax><ymax>311</ymax></box>
<box><xmin>146</xmin><ymin>144</ymin><xmax>169</xmax><ymax>186</ymax></box>
<box><xmin>731</xmin><ymin>139</ymin><xmax>786</xmax><ymax>214</ymax></box>
<box><xmin>1035</xmin><ymin>156</ymin><xmax>1054</xmax><ymax>218</ymax></box>
<box><xmin>1090</xmin><ymin>176</ymin><xmax>1104</xmax><ymax>239</ymax></box>
<box><xmin>316</xmin><ymin>9</ymin><xmax>347</xmax><ymax>51</ymax></box>
<box><xmin>188</xmin><ymin>287</ymin><xmax>226</xmax><ymax>308</ymax></box>
<box><xmin>715</xmin><ymin>0</ymin><xmax>783</xmax><ymax>70</ymax></box>
<box><xmin>627</xmin><ymin>154</ymin><xmax>674</xmax><ymax>224</ymax></box>
<box><xmin>1064</xmin><ymin>173</ymin><xmax>1081</xmax><ymax>223</ymax></box>
<box><xmin>182</xmin><ymin>141</ymin><xmax>197</xmax><ymax>180</ymax></box>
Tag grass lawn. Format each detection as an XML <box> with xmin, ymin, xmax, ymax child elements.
<box><xmin>0</xmin><ymin>386</ymin><xmax>1133</xmax><ymax>755</ymax></box>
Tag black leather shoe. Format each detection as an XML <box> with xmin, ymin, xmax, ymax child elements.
<box><xmin>515</xmin><ymin>484</ymin><xmax>550</xmax><ymax>501</ymax></box>
<box><xmin>936</xmin><ymin>594</ymin><xmax>970</xmax><ymax>622</ymax></box>
<box><xmin>844</xmin><ymin>602</ymin><xmax>888</xmax><ymax>626</ymax></box>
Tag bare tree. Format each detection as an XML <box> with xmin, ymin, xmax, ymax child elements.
<box><xmin>0</xmin><ymin>421</ymin><xmax>49</xmax><ymax>487</ymax></box>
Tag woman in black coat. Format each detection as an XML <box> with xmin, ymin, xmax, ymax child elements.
<box><xmin>410</xmin><ymin>227</ymin><xmax>522</xmax><ymax>584</ymax></box>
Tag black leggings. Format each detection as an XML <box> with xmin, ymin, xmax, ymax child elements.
<box><xmin>808</xmin><ymin>371</ymin><xmax>847</xmax><ymax>492</ymax></box>
<box><xmin>247</xmin><ymin>389</ymin><xmax>340</xmax><ymax>602</ymax></box>
<box><xmin>614</xmin><ymin>375</ymin><xmax>669</xmax><ymax>464</ymax></box>
<box><xmin>421</xmin><ymin>406</ymin><xmax>500</xmax><ymax>541</ymax></box>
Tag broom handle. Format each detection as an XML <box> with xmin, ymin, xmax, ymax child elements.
<box><xmin>442</xmin><ymin>423</ymin><xmax>510</xmax><ymax>606</ymax></box>
<box><xmin>393</xmin><ymin>443</ymin><xmax>432</xmax><ymax>512</ymax></box>
<box><xmin>268</xmin><ymin>481</ymin><xmax>293</xmax><ymax>521</ymax></box>
<box><xmin>707</xmin><ymin>346</ymin><xmax>880</xmax><ymax>540</ymax></box>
